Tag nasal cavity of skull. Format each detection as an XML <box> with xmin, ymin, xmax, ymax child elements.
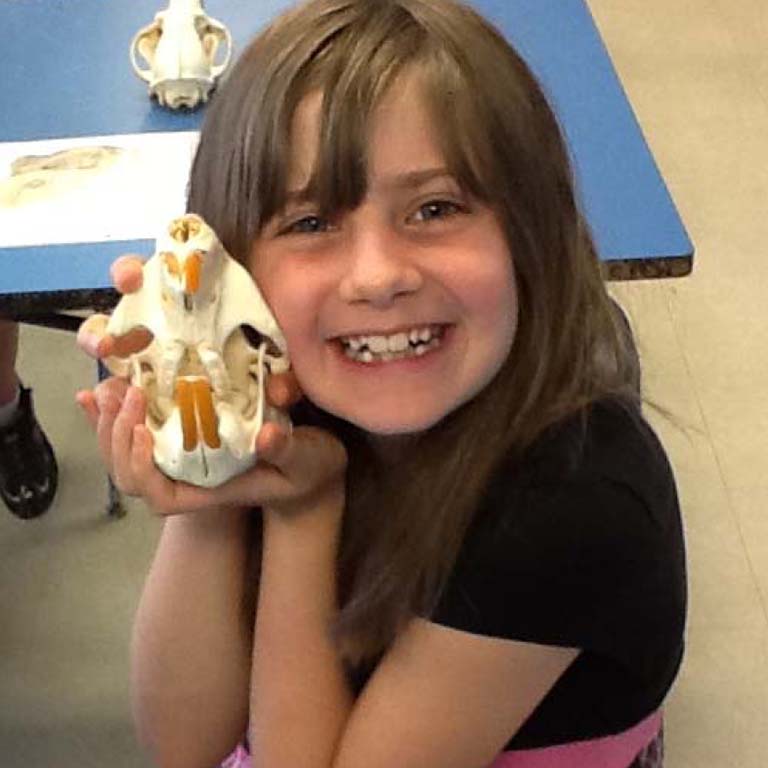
<box><xmin>169</xmin><ymin>217</ymin><xmax>201</xmax><ymax>243</ymax></box>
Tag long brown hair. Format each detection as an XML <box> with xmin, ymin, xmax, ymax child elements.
<box><xmin>188</xmin><ymin>0</ymin><xmax>642</xmax><ymax>665</ymax></box>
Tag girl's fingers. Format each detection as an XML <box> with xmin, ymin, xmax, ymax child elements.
<box><xmin>110</xmin><ymin>255</ymin><xmax>145</xmax><ymax>294</ymax></box>
<box><xmin>76</xmin><ymin>389</ymin><xmax>99</xmax><ymax>429</ymax></box>
<box><xmin>256</xmin><ymin>421</ymin><xmax>292</xmax><ymax>464</ymax></box>
<box><xmin>77</xmin><ymin>314</ymin><xmax>153</xmax><ymax>360</ymax></box>
<box><xmin>77</xmin><ymin>255</ymin><xmax>148</xmax><ymax>361</ymax></box>
<box><xmin>108</xmin><ymin>255</ymin><xmax>149</xmax><ymax>358</ymax></box>
<box><xmin>252</xmin><ymin>423</ymin><xmax>346</xmax><ymax>498</ymax></box>
<box><xmin>77</xmin><ymin>313</ymin><xmax>111</xmax><ymax>358</ymax></box>
<box><xmin>265</xmin><ymin>370</ymin><xmax>303</xmax><ymax>409</ymax></box>
<box><xmin>145</xmin><ymin>430</ymin><xmax>294</xmax><ymax>514</ymax></box>
<box><xmin>130</xmin><ymin>431</ymin><xmax>238</xmax><ymax>515</ymax></box>
<box><xmin>110</xmin><ymin>327</ymin><xmax>154</xmax><ymax>358</ymax></box>
<box><xmin>110</xmin><ymin>386</ymin><xmax>146</xmax><ymax>492</ymax></box>
<box><xmin>127</xmin><ymin>424</ymin><xmax>184</xmax><ymax>508</ymax></box>
<box><xmin>125</xmin><ymin>420</ymin><xmax>244</xmax><ymax>515</ymax></box>
<box><xmin>211</xmin><ymin>459</ymin><xmax>291</xmax><ymax>511</ymax></box>
<box><xmin>93</xmin><ymin>379</ymin><xmax>130</xmax><ymax>474</ymax></box>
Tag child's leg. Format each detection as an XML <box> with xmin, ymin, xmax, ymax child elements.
<box><xmin>0</xmin><ymin>319</ymin><xmax>20</xmax><ymax>406</ymax></box>
<box><xmin>0</xmin><ymin>318</ymin><xmax>59</xmax><ymax>519</ymax></box>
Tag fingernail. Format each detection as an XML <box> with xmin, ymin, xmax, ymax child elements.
<box><xmin>126</xmin><ymin>386</ymin><xmax>142</xmax><ymax>409</ymax></box>
<box><xmin>81</xmin><ymin>333</ymin><xmax>100</xmax><ymax>357</ymax></box>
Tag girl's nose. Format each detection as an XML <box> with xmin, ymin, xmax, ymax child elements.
<box><xmin>338</xmin><ymin>226</ymin><xmax>422</xmax><ymax>307</ymax></box>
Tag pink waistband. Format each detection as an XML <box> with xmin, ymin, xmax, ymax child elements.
<box><xmin>220</xmin><ymin>743</ymin><xmax>251</xmax><ymax>768</ymax></box>
<box><xmin>221</xmin><ymin>710</ymin><xmax>662</xmax><ymax>768</ymax></box>
<box><xmin>489</xmin><ymin>710</ymin><xmax>662</xmax><ymax>768</ymax></box>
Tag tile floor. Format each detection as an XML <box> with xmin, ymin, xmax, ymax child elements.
<box><xmin>1</xmin><ymin>1</ymin><xmax>766</xmax><ymax>766</ymax></box>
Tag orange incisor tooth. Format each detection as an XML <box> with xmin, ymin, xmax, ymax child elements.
<box><xmin>193</xmin><ymin>379</ymin><xmax>221</xmax><ymax>449</ymax></box>
<box><xmin>175</xmin><ymin>380</ymin><xmax>198</xmax><ymax>452</ymax></box>
<box><xmin>184</xmin><ymin>251</ymin><xmax>202</xmax><ymax>295</ymax></box>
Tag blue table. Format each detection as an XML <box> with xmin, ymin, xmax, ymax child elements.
<box><xmin>0</xmin><ymin>0</ymin><xmax>693</xmax><ymax>325</ymax></box>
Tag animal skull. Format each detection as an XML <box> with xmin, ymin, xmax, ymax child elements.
<box><xmin>103</xmin><ymin>214</ymin><xmax>291</xmax><ymax>488</ymax></box>
<box><xmin>129</xmin><ymin>0</ymin><xmax>232</xmax><ymax>110</ymax></box>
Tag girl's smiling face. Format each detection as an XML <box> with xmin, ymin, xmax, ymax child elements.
<box><xmin>250</xmin><ymin>73</ymin><xmax>518</xmax><ymax>435</ymax></box>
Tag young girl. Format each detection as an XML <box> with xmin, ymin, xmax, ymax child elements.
<box><xmin>77</xmin><ymin>1</ymin><xmax>686</xmax><ymax>766</ymax></box>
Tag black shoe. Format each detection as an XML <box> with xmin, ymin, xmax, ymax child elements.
<box><xmin>0</xmin><ymin>386</ymin><xmax>58</xmax><ymax>519</ymax></box>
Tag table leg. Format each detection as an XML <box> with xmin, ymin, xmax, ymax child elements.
<box><xmin>97</xmin><ymin>359</ymin><xmax>126</xmax><ymax>518</ymax></box>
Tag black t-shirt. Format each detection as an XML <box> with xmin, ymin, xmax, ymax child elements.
<box><xmin>428</xmin><ymin>399</ymin><xmax>687</xmax><ymax>750</ymax></box>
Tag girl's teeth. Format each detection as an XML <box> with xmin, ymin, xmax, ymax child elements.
<box><xmin>342</xmin><ymin>335</ymin><xmax>443</xmax><ymax>364</ymax></box>
<box><xmin>339</xmin><ymin>325</ymin><xmax>447</xmax><ymax>364</ymax></box>
<box><xmin>368</xmin><ymin>336</ymin><xmax>388</xmax><ymax>354</ymax></box>
<box><xmin>344</xmin><ymin>325</ymin><xmax>441</xmax><ymax>352</ymax></box>
<box><xmin>388</xmin><ymin>332</ymin><xmax>410</xmax><ymax>353</ymax></box>
<box><xmin>365</xmin><ymin>331</ymin><xmax>413</xmax><ymax>354</ymax></box>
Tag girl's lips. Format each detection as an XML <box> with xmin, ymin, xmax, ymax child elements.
<box><xmin>329</xmin><ymin>324</ymin><xmax>455</xmax><ymax>372</ymax></box>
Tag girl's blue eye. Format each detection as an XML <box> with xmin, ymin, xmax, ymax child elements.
<box><xmin>414</xmin><ymin>200</ymin><xmax>462</xmax><ymax>222</ymax></box>
<box><xmin>282</xmin><ymin>215</ymin><xmax>330</xmax><ymax>235</ymax></box>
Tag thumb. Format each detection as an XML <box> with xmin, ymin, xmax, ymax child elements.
<box><xmin>257</xmin><ymin>423</ymin><xmax>347</xmax><ymax>483</ymax></box>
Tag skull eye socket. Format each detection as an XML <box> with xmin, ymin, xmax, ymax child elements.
<box><xmin>241</xmin><ymin>325</ymin><xmax>282</xmax><ymax>357</ymax></box>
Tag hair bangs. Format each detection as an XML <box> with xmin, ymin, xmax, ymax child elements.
<box><xmin>254</xmin><ymin>2</ymin><xmax>501</xmax><ymax>231</ymax></box>
<box><xmin>415</xmin><ymin>49</ymin><xmax>500</xmax><ymax>206</ymax></box>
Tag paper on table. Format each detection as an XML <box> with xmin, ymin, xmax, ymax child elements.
<box><xmin>0</xmin><ymin>131</ymin><xmax>200</xmax><ymax>249</ymax></box>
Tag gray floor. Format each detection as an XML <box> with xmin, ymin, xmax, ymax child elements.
<box><xmin>3</xmin><ymin>1</ymin><xmax>768</xmax><ymax>766</ymax></box>
<box><xmin>0</xmin><ymin>328</ymin><xmax>161</xmax><ymax>767</ymax></box>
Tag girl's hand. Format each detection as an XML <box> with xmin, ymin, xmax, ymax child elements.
<box><xmin>77</xmin><ymin>255</ymin><xmax>151</xmax><ymax>359</ymax></box>
<box><xmin>78</xmin><ymin>379</ymin><xmax>346</xmax><ymax>518</ymax></box>
<box><xmin>75</xmin><ymin>254</ymin><xmax>330</xmax><ymax>518</ymax></box>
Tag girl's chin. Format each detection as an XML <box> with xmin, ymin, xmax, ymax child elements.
<box><xmin>322</xmin><ymin>400</ymin><xmax>447</xmax><ymax>436</ymax></box>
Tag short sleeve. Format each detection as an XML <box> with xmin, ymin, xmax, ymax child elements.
<box><xmin>429</xmin><ymin>475</ymin><xmax>672</xmax><ymax>656</ymax></box>
<box><xmin>426</xmin><ymin>402</ymin><xmax>687</xmax><ymax>747</ymax></box>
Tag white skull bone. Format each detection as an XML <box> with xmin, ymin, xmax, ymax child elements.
<box><xmin>103</xmin><ymin>214</ymin><xmax>291</xmax><ymax>488</ymax></box>
<box><xmin>129</xmin><ymin>0</ymin><xmax>232</xmax><ymax>110</ymax></box>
